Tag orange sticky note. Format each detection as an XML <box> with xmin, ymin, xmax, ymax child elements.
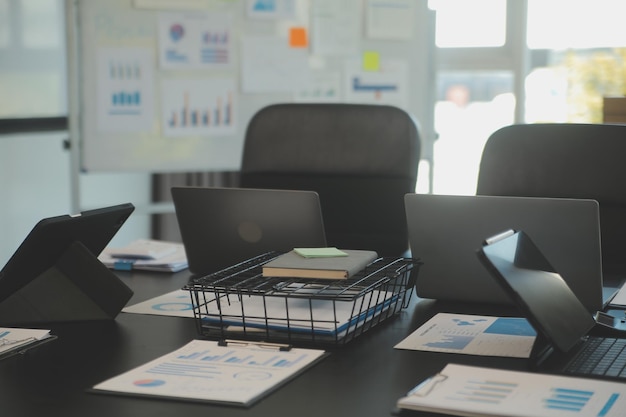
<box><xmin>289</xmin><ymin>27</ymin><xmax>308</xmax><ymax>48</ymax></box>
<box><xmin>363</xmin><ymin>51</ymin><xmax>380</xmax><ymax>71</ymax></box>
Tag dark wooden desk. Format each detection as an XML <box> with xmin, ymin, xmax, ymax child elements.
<box><xmin>0</xmin><ymin>270</ymin><xmax>531</xmax><ymax>417</ymax></box>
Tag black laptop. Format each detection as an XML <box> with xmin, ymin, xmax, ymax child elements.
<box><xmin>478</xmin><ymin>229</ymin><xmax>626</xmax><ymax>381</ymax></box>
<box><xmin>171</xmin><ymin>187</ymin><xmax>327</xmax><ymax>276</ymax></box>
<box><xmin>405</xmin><ymin>194</ymin><xmax>609</xmax><ymax>312</ymax></box>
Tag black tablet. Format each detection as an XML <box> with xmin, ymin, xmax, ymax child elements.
<box><xmin>0</xmin><ymin>203</ymin><xmax>134</xmax><ymax>303</ymax></box>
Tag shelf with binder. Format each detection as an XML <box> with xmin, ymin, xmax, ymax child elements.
<box><xmin>183</xmin><ymin>252</ymin><xmax>420</xmax><ymax>346</ymax></box>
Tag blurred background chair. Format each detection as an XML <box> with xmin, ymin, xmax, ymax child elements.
<box><xmin>476</xmin><ymin>122</ymin><xmax>626</xmax><ymax>277</ymax></box>
<box><xmin>240</xmin><ymin>103</ymin><xmax>421</xmax><ymax>257</ymax></box>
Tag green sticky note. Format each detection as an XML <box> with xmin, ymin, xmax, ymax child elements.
<box><xmin>363</xmin><ymin>51</ymin><xmax>380</xmax><ymax>71</ymax></box>
<box><xmin>294</xmin><ymin>247</ymin><xmax>349</xmax><ymax>258</ymax></box>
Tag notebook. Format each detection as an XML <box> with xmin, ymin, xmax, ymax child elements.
<box><xmin>478</xmin><ymin>229</ymin><xmax>626</xmax><ymax>381</ymax></box>
<box><xmin>171</xmin><ymin>187</ymin><xmax>327</xmax><ymax>276</ymax></box>
<box><xmin>404</xmin><ymin>194</ymin><xmax>607</xmax><ymax>312</ymax></box>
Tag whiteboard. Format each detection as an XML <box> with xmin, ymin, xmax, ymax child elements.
<box><xmin>67</xmin><ymin>0</ymin><xmax>434</xmax><ymax>173</ymax></box>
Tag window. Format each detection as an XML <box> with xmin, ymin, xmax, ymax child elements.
<box><xmin>525</xmin><ymin>0</ymin><xmax>626</xmax><ymax>123</ymax></box>
<box><xmin>430</xmin><ymin>0</ymin><xmax>506</xmax><ymax>48</ymax></box>
<box><xmin>427</xmin><ymin>0</ymin><xmax>626</xmax><ymax>195</ymax></box>
<box><xmin>433</xmin><ymin>71</ymin><xmax>514</xmax><ymax>194</ymax></box>
<box><xmin>0</xmin><ymin>0</ymin><xmax>67</xmax><ymax>119</ymax></box>
<box><xmin>427</xmin><ymin>0</ymin><xmax>518</xmax><ymax>195</ymax></box>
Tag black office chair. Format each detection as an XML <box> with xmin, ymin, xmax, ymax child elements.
<box><xmin>476</xmin><ymin>122</ymin><xmax>626</xmax><ymax>275</ymax></box>
<box><xmin>240</xmin><ymin>103</ymin><xmax>421</xmax><ymax>257</ymax></box>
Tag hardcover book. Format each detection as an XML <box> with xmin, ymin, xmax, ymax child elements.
<box><xmin>262</xmin><ymin>249</ymin><xmax>378</xmax><ymax>280</ymax></box>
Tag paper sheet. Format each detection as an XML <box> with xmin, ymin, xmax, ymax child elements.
<box><xmin>123</xmin><ymin>288</ymin><xmax>399</xmax><ymax>336</ymax></box>
<box><xmin>398</xmin><ymin>363</ymin><xmax>626</xmax><ymax>417</ymax></box>
<box><xmin>395</xmin><ymin>313</ymin><xmax>536</xmax><ymax>358</ymax></box>
<box><xmin>365</xmin><ymin>0</ymin><xmax>415</xmax><ymax>40</ymax></box>
<box><xmin>240</xmin><ymin>35</ymin><xmax>310</xmax><ymax>93</ymax></box>
<box><xmin>92</xmin><ymin>339</ymin><xmax>325</xmax><ymax>406</ymax></box>
<box><xmin>0</xmin><ymin>327</ymin><xmax>53</xmax><ymax>356</ymax></box>
<box><xmin>123</xmin><ymin>290</ymin><xmax>195</xmax><ymax>317</ymax></box>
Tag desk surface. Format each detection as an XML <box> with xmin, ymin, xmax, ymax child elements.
<box><xmin>1</xmin><ymin>270</ymin><xmax>531</xmax><ymax>417</ymax></box>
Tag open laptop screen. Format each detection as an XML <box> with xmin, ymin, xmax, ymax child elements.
<box><xmin>404</xmin><ymin>194</ymin><xmax>604</xmax><ymax>312</ymax></box>
<box><xmin>172</xmin><ymin>187</ymin><xmax>327</xmax><ymax>276</ymax></box>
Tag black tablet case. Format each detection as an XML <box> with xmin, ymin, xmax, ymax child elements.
<box><xmin>0</xmin><ymin>203</ymin><xmax>135</xmax><ymax>325</ymax></box>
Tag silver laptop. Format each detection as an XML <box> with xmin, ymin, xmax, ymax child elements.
<box><xmin>171</xmin><ymin>187</ymin><xmax>327</xmax><ymax>276</ymax></box>
<box><xmin>405</xmin><ymin>194</ymin><xmax>605</xmax><ymax>312</ymax></box>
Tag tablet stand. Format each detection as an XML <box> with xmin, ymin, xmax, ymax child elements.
<box><xmin>0</xmin><ymin>241</ymin><xmax>133</xmax><ymax>325</ymax></box>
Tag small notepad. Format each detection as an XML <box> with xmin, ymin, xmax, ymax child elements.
<box><xmin>294</xmin><ymin>247</ymin><xmax>348</xmax><ymax>258</ymax></box>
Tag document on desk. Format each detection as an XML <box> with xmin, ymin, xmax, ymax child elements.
<box><xmin>200</xmin><ymin>289</ymin><xmax>398</xmax><ymax>336</ymax></box>
<box><xmin>0</xmin><ymin>327</ymin><xmax>55</xmax><ymax>359</ymax></box>
<box><xmin>122</xmin><ymin>288</ymin><xmax>398</xmax><ymax>336</ymax></box>
<box><xmin>99</xmin><ymin>239</ymin><xmax>188</xmax><ymax>272</ymax></box>
<box><xmin>394</xmin><ymin>313</ymin><xmax>536</xmax><ymax>358</ymax></box>
<box><xmin>397</xmin><ymin>363</ymin><xmax>626</xmax><ymax>417</ymax></box>
<box><xmin>122</xmin><ymin>289</ymin><xmax>195</xmax><ymax>318</ymax></box>
<box><xmin>92</xmin><ymin>339</ymin><xmax>326</xmax><ymax>407</ymax></box>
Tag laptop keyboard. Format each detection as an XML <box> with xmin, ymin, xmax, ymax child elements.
<box><xmin>566</xmin><ymin>337</ymin><xmax>626</xmax><ymax>378</ymax></box>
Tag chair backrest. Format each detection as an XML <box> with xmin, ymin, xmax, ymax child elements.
<box><xmin>476</xmin><ymin>123</ymin><xmax>626</xmax><ymax>275</ymax></box>
<box><xmin>240</xmin><ymin>103</ymin><xmax>421</xmax><ymax>257</ymax></box>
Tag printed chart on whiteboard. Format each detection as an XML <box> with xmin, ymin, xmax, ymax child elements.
<box><xmin>97</xmin><ymin>48</ymin><xmax>155</xmax><ymax>133</ymax></box>
<box><xmin>161</xmin><ymin>78</ymin><xmax>237</xmax><ymax>137</ymax></box>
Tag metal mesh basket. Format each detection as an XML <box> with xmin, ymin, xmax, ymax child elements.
<box><xmin>184</xmin><ymin>252</ymin><xmax>420</xmax><ymax>347</ymax></box>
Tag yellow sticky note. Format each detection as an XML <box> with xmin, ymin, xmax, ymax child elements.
<box><xmin>363</xmin><ymin>51</ymin><xmax>380</xmax><ymax>71</ymax></box>
<box><xmin>289</xmin><ymin>27</ymin><xmax>308</xmax><ymax>48</ymax></box>
<box><xmin>294</xmin><ymin>247</ymin><xmax>348</xmax><ymax>258</ymax></box>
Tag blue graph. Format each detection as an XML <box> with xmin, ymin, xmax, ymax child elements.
<box><xmin>484</xmin><ymin>317</ymin><xmax>536</xmax><ymax>336</ymax></box>
<box><xmin>543</xmin><ymin>387</ymin><xmax>593</xmax><ymax>412</ymax></box>
<box><xmin>252</xmin><ymin>0</ymin><xmax>277</xmax><ymax>12</ymax></box>
<box><xmin>148</xmin><ymin>362</ymin><xmax>219</xmax><ymax>379</ymax></box>
<box><xmin>176</xmin><ymin>348</ymin><xmax>305</xmax><ymax>368</ymax></box>
<box><xmin>352</xmin><ymin>77</ymin><xmax>397</xmax><ymax>92</ymax></box>
<box><xmin>452</xmin><ymin>318</ymin><xmax>487</xmax><ymax>326</ymax></box>
<box><xmin>449</xmin><ymin>379</ymin><xmax>517</xmax><ymax>404</ymax></box>
<box><xmin>425</xmin><ymin>335</ymin><xmax>474</xmax><ymax>350</ymax></box>
<box><xmin>178</xmin><ymin>349</ymin><xmax>211</xmax><ymax>360</ymax></box>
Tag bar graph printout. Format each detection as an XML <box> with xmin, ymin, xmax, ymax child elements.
<box><xmin>92</xmin><ymin>339</ymin><xmax>326</xmax><ymax>406</ymax></box>
<box><xmin>397</xmin><ymin>363</ymin><xmax>626</xmax><ymax>417</ymax></box>
<box><xmin>96</xmin><ymin>47</ymin><xmax>155</xmax><ymax>132</ymax></box>
<box><xmin>394</xmin><ymin>313</ymin><xmax>536</xmax><ymax>358</ymax></box>
<box><xmin>161</xmin><ymin>77</ymin><xmax>237</xmax><ymax>137</ymax></box>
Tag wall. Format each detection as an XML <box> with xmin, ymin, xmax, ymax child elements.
<box><xmin>0</xmin><ymin>132</ymin><xmax>151</xmax><ymax>265</ymax></box>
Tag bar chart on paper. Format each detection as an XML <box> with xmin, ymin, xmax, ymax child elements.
<box><xmin>394</xmin><ymin>313</ymin><xmax>536</xmax><ymax>358</ymax></box>
<box><xmin>176</xmin><ymin>347</ymin><xmax>307</xmax><ymax>368</ymax></box>
<box><xmin>397</xmin><ymin>364</ymin><xmax>626</xmax><ymax>417</ymax></box>
<box><xmin>201</xmin><ymin>30</ymin><xmax>230</xmax><ymax>64</ymax></box>
<box><xmin>440</xmin><ymin>375</ymin><xmax>621</xmax><ymax>416</ymax></box>
<box><xmin>92</xmin><ymin>339</ymin><xmax>326</xmax><ymax>406</ymax></box>
<box><xmin>97</xmin><ymin>48</ymin><xmax>155</xmax><ymax>132</ymax></box>
<box><xmin>161</xmin><ymin>78</ymin><xmax>237</xmax><ymax>137</ymax></box>
<box><xmin>446</xmin><ymin>377</ymin><xmax>517</xmax><ymax>405</ymax></box>
<box><xmin>106</xmin><ymin>62</ymin><xmax>143</xmax><ymax>113</ymax></box>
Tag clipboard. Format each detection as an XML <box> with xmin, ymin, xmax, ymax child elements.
<box><xmin>396</xmin><ymin>363</ymin><xmax>626</xmax><ymax>417</ymax></box>
<box><xmin>91</xmin><ymin>339</ymin><xmax>327</xmax><ymax>407</ymax></box>
<box><xmin>0</xmin><ymin>328</ymin><xmax>57</xmax><ymax>361</ymax></box>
